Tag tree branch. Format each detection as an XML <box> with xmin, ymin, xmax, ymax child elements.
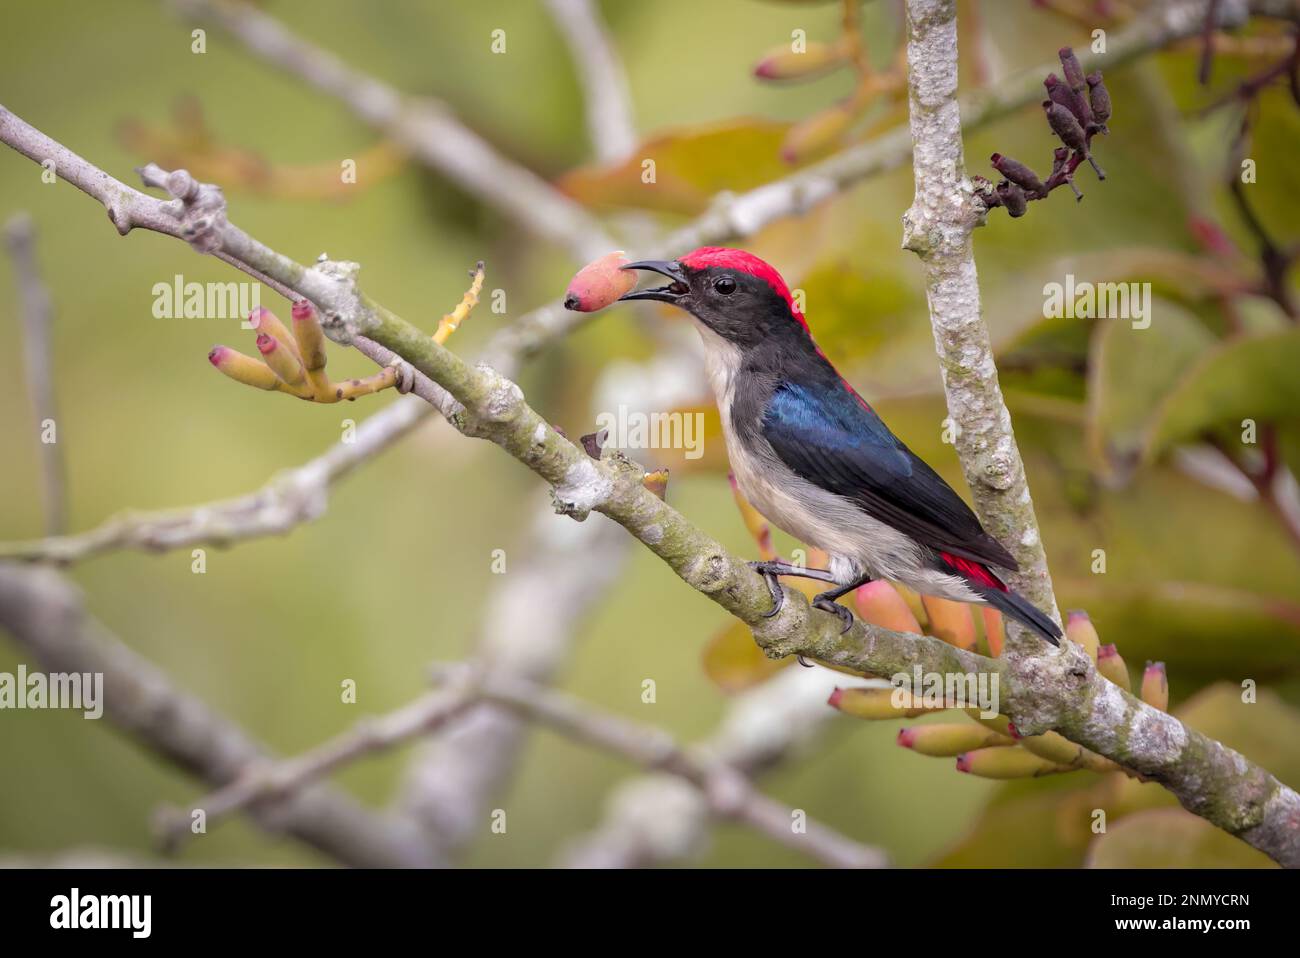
<box><xmin>544</xmin><ymin>0</ymin><xmax>638</xmax><ymax>163</ymax></box>
<box><xmin>900</xmin><ymin>0</ymin><xmax>1298</xmax><ymax>865</ymax></box>
<box><xmin>4</xmin><ymin>213</ymin><xmax>65</xmax><ymax>536</ymax></box>
<box><xmin>0</xmin><ymin>564</ymin><xmax>436</xmax><ymax>867</ymax></box>
<box><xmin>170</xmin><ymin>0</ymin><xmax>616</xmax><ymax>261</ymax></box>
<box><xmin>468</xmin><ymin>667</ymin><xmax>887</xmax><ymax>869</ymax></box>
<box><xmin>0</xmin><ymin>395</ymin><xmax>429</xmax><ymax>563</ymax></box>
<box><xmin>561</xmin><ymin>665</ymin><xmax>850</xmax><ymax>867</ymax></box>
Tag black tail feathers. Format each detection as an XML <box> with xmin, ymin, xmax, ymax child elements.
<box><xmin>975</xmin><ymin>586</ymin><xmax>1062</xmax><ymax>646</ymax></box>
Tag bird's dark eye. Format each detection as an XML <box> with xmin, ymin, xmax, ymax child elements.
<box><xmin>713</xmin><ymin>276</ymin><xmax>737</xmax><ymax>295</ymax></box>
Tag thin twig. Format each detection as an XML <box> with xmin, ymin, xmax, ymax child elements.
<box><xmin>4</xmin><ymin>213</ymin><xmax>65</xmax><ymax>535</ymax></box>
<box><xmin>0</xmin><ymin>564</ymin><xmax>436</xmax><ymax>867</ymax></box>
<box><xmin>454</xmin><ymin>668</ymin><xmax>888</xmax><ymax>869</ymax></box>
<box><xmin>561</xmin><ymin>665</ymin><xmax>849</xmax><ymax>867</ymax></box>
<box><xmin>0</xmin><ymin>395</ymin><xmax>430</xmax><ymax>563</ymax></box>
<box><xmin>171</xmin><ymin>0</ymin><xmax>616</xmax><ymax>260</ymax></box>
<box><xmin>544</xmin><ymin>0</ymin><xmax>637</xmax><ymax>163</ymax></box>
<box><xmin>155</xmin><ymin>677</ymin><xmax>482</xmax><ymax>850</ymax></box>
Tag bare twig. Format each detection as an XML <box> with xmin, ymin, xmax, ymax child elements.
<box><xmin>451</xmin><ymin>668</ymin><xmax>888</xmax><ymax>869</ymax></box>
<box><xmin>544</xmin><ymin>0</ymin><xmax>637</xmax><ymax>163</ymax></box>
<box><xmin>4</xmin><ymin>213</ymin><xmax>65</xmax><ymax>535</ymax></box>
<box><xmin>561</xmin><ymin>665</ymin><xmax>850</xmax><ymax>867</ymax></box>
<box><xmin>155</xmin><ymin>678</ymin><xmax>481</xmax><ymax>850</ymax></box>
<box><xmin>0</xmin><ymin>564</ymin><xmax>435</xmax><ymax>867</ymax></box>
<box><xmin>396</xmin><ymin>498</ymin><xmax>631</xmax><ymax>859</ymax></box>
<box><xmin>0</xmin><ymin>395</ymin><xmax>430</xmax><ymax>563</ymax></box>
<box><xmin>170</xmin><ymin>0</ymin><xmax>616</xmax><ymax>260</ymax></box>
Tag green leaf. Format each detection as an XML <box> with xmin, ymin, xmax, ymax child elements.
<box><xmin>1085</xmin><ymin>300</ymin><xmax>1215</xmax><ymax>482</ymax></box>
<box><xmin>1143</xmin><ymin>328</ymin><xmax>1300</xmax><ymax>463</ymax></box>
<box><xmin>556</xmin><ymin>119</ymin><xmax>801</xmax><ymax>214</ymax></box>
<box><xmin>1085</xmin><ymin>808</ymin><xmax>1277</xmax><ymax>867</ymax></box>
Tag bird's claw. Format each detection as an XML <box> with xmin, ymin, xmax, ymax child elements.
<box><xmin>748</xmin><ymin>560</ymin><xmax>784</xmax><ymax>618</ymax></box>
<box><xmin>813</xmin><ymin>596</ymin><xmax>855</xmax><ymax>634</ymax></box>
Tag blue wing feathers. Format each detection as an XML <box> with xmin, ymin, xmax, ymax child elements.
<box><xmin>761</xmin><ymin>381</ymin><xmax>1019</xmax><ymax>571</ymax></box>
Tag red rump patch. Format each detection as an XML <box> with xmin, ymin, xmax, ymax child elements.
<box><xmin>940</xmin><ymin>552</ymin><xmax>1008</xmax><ymax>591</ymax></box>
<box><xmin>679</xmin><ymin>247</ymin><xmax>809</xmax><ymax>333</ymax></box>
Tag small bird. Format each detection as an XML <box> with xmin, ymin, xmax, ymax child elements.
<box><xmin>619</xmin><ymin>247</ymin><xmax>1061</xmax><ymax>645</ymax></box>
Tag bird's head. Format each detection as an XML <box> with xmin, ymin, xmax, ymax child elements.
<box><xmin>619</xmin><ymin>247</ymin><xmax>810</xmax><ymax>348</ymax></box>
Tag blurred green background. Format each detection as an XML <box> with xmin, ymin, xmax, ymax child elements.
<box><xmin>1</xmin><ymin>0</ymin><xmax>1298</xmax><ymax>867</ymax></box>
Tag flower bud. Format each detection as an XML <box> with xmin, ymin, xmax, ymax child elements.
<box><xmin>780</xmin><ymin>102</ymin><xmax>854</xmax><ymax>164</ymax></box>
<box><xmin>990</xmin><ymin>153</ymin><xmax>1046</xmax><ymax>196</ymax></box>
<box><xmin>996</xmin><ymin>181</ymin><xmax>1029</xmax><ymax>218</ymax></box>
<box><xmin>854</xmin><ymin>581</ymin><xmax>922</xmax><ymax>634</ymax></box>
<box><xmin>1044</xmin><ymin>101</ymin><xmax>1087</xmax><ymax>153</ymax></box>
<box><xmin>1087</xmin><ymin>71</ymin><xmax>1111</xmax><ymax>129</ymax></box>
<box><xmin>1065</xmin><ymin>610</ymin><xmax>1100</xmax><ymax>663</ymax></box>
<box><xmin>956</xmin><ymin>747</ymin><xmax>1066</xmax><ymax>779</ymax></box>
<box><xmin>898</xmin><ymin>723</ymin><xmax>1014</xmax><ymax>757</ymax></box>
<box><xmin>256</xmin><ymin>332</ymin><xmax>306</xmax><ymax>386</ymax></box>
<box><xmin>921</xmin><ymin>595</ymin><xmax>978</xmax><ymax>651</ymax></box>
<box><xmin>1141</xmin><ymin>661</ymin><xmax>1168</xmax><ymax>712</ymax></box>
<box><xmin>1097</xmin><ymin>644</ymin><xmax>1131</xmax><ymax>691</ymax></box>
<box><xmin>248</xmin><ymin>307</ymin><xmax>301</xmax><ymax>362</ymax></box>
<box><xmin>981</xmin><ymin>607</ymin><xmax>1005</xmax><ymax>657</ymax></box>
<box><xmin>564</xmin><ymin>251</ymin><xmax>636</xmax><ymax>312</ymax></box>
<box><xmin>754</xmin><ymin>41</ymin><xmax>845</xmax><ymax>81</ymax></box>
<box><xmin>290</xmin><ymin>299</ymin><xmax>328</xmax><ymax>374</ymax></box>
<box><xmin>829</xmin><ymin>686</ymin><xmax>940</xmax><ymax>720</ymax></box>
<box><xmin>208</xmin><ymin>345</ymin><xmax>279</xmax><ymax>391</ymax></box>
<box><xmin>1044</xmin><ymin>73</ymin><xmax>1090</xmax><ymax>127</ymax></box>
<box><xmin>1059</xmin><ymin>47</ymin><xmax>1086</xmax><ymax>92</ymax></box>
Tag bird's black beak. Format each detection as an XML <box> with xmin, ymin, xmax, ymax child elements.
<box><xmin>619</xmin><ymin>260</ymin><xmax>689</xmax><ymax>304</ymax></box>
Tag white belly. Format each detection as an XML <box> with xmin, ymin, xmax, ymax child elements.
<box><xmin>696</xmin><ymin>322</ymin><xmax>981</xmax><ymax>603</ymax></box>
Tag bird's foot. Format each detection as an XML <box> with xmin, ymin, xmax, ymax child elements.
<box><xmin>812</xmin><ymin>593</ymin><xmax>855</xmax><ymax>634</ymax></box>
<box><xmin>748</xmin><ymin>560</ymin><xmax>787</xmax><ymax>618</ymax></box>
<box><xmin>747</xmin><ymin>560</ymin><xmax>840</xmax><ymax>618</ymax></box>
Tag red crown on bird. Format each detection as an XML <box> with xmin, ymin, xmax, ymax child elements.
<box><xmin>679</xmin><ymin>247</ymin><xmax>809</xmax><ymax>332</ymax></box>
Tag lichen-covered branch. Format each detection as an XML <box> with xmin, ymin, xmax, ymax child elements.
<box><xmin>155</xmin><ymin>681</ymin><xmax>480</xmax><ymax>851</ymax></box>
<box><xmin>899</xmin><ymin>0</ymin><xmax>1298</xmax><ymax>865</ymax></box>
<box><xmin>901</xmin><ymin>0</ymin><xmax>1061</xmax><ymax>647</ymax></box>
